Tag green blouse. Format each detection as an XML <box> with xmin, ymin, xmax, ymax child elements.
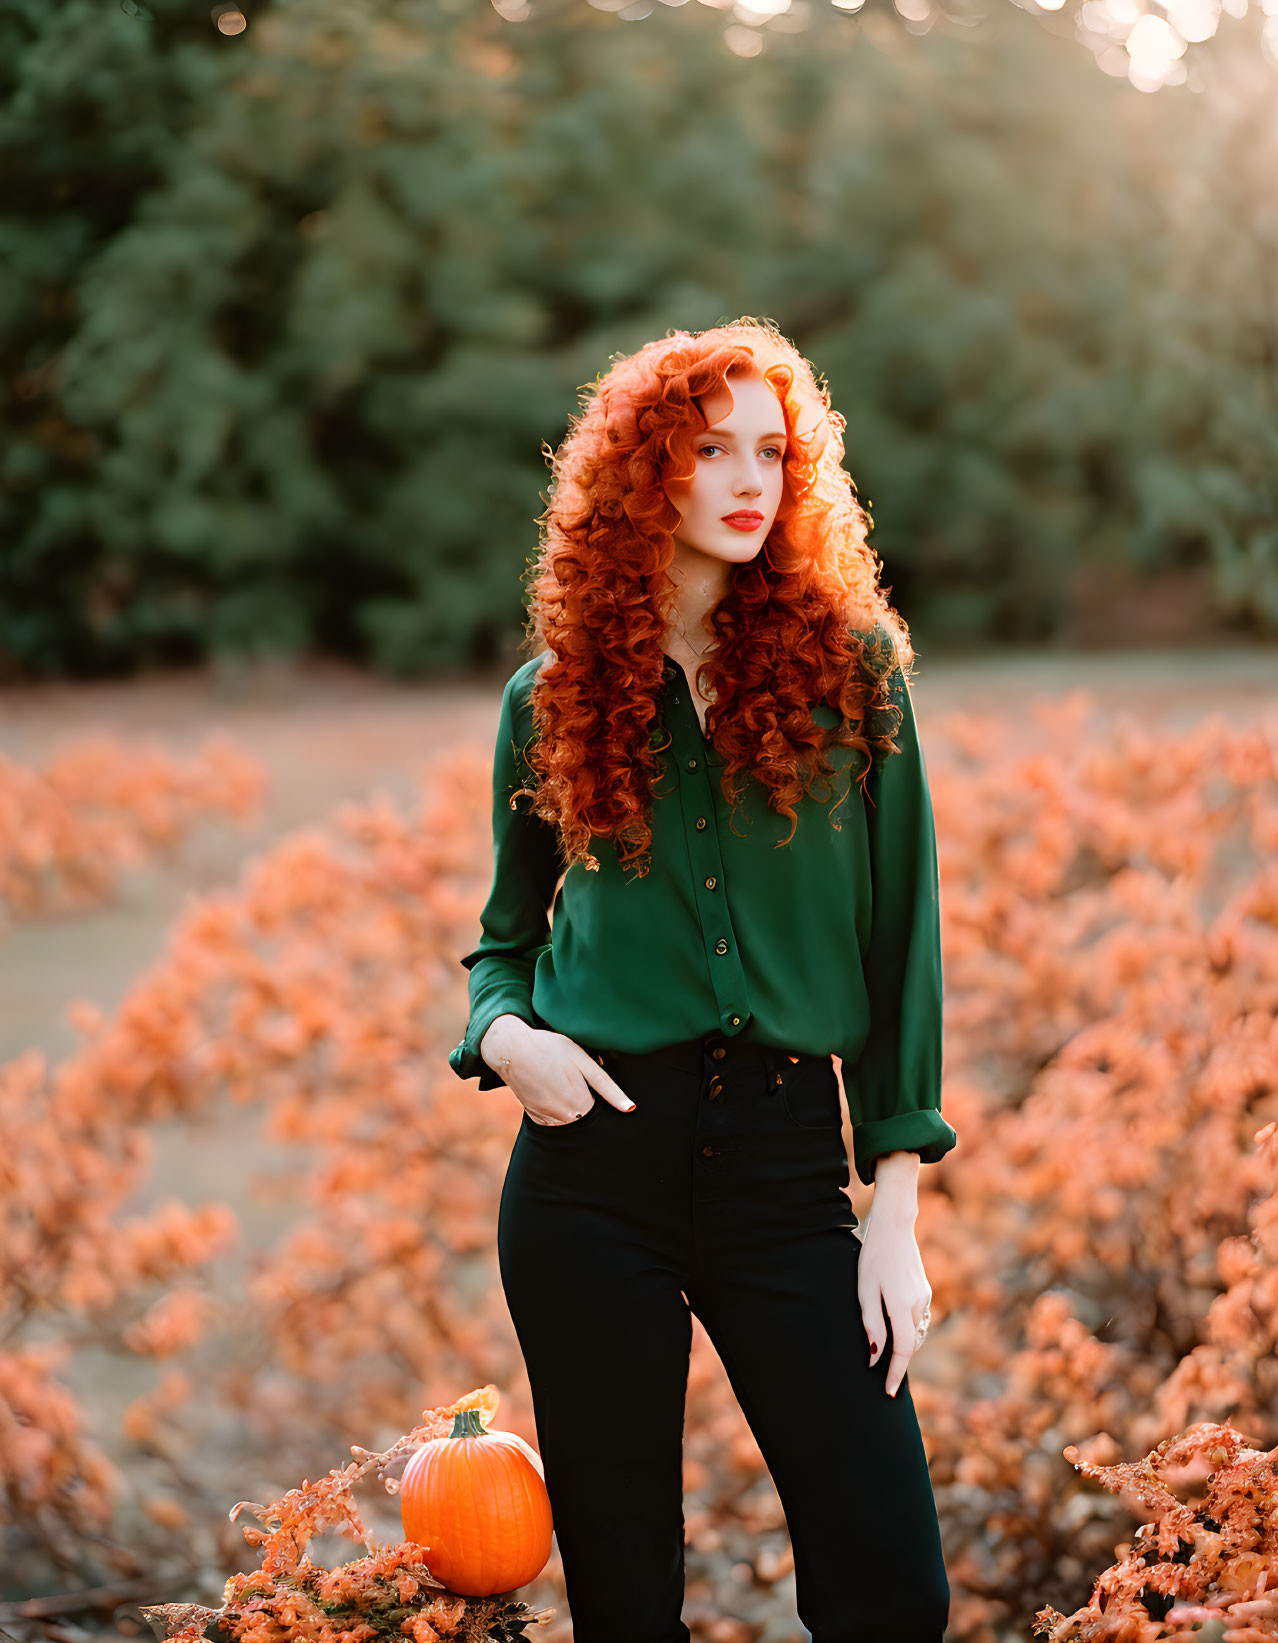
<box><xmin>447</xmin><ymin>628</ymin><xmax>957</xmax><ymax>1188</ymax></box>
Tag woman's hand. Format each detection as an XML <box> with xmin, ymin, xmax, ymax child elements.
<box><xmin>479</xmin><ymin>1014</ymin><xmax>636</xmax><ymax>1126</ymax></box>
<box><xmin>857</xmin><ymin>1151</ymin><xmax>931</xmax><ymax>1397</ymax></box>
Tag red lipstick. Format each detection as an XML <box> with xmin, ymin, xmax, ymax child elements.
<box><xmin>722</xmin><ymin>511</ymin><xmax>764</xmax><ymax>531</ymax></box>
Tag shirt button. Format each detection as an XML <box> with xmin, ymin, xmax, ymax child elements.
<box><xmin>687</xmin><ymin>757</ymin><xmax>699</xmax><ymax>771</ymax></box>
<box><xmin>704</xmin><ymin>875</ymin><xmax>717</xmax><ymax>890</ymax></box>
<box><xmin>729</xmin><ymin>1014</ymin><xmax>741</xmax><ymax>1026</ymax></box>
<box><xmin>702</xmin><ymin>1144</ymin><xmax>715</xmax><ymax>1158</ymax></box>
<box><xmin>712</xmin><ymin>1046</ymin><xmax>727</xmax><ymax>1059</ymax></box>
<box><xmin>696</xmin><ymin>816</ymin><xmax>708</xmax><ymax>830</ymax></box>
<box><xmin>714</xmin><ymin>938</ymin><xmax>728</xmax><ymax>955</ymax></box>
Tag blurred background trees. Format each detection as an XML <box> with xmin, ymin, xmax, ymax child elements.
<box><xmin>2</xmin><ymin>0</ymin><xmax>1275</xmax><ymax>680</ymax></box>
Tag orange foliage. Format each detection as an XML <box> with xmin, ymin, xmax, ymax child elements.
<box><xmin>1033</xmin><ymin>1420</ymin><xmax>1278</xmax><ymax>1642</ymax></box>
<box><xmin>0</xmin><ymin>732</ymin><xmax>264</xmax><ymax>923</ymax></box>
<box><xmin>916</xmin><ymin>691</ymin><xmax>1278</xmax><ymax>1638</ymax></box>
<box><xmin>0</xmin><ymin>692</ymin><xmax>1275</xmax><ymax>1643</ymax></box>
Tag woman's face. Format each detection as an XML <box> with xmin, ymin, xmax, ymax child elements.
<box><xmin>662</xmin><ymin>368</ymin><xmax>787</xmax><ymax>570</ymax></box>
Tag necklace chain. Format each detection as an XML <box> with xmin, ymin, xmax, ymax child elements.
<box><xmin>667</xmin><ymin>620</ymin><xmax>717</xmax><ymax>660</ymax></box>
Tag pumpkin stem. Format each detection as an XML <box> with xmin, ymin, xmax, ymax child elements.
<box><xmin>450</xmin><ymin>1408</ymin><xmax>489</xmax><ymax>1439</ymax></box>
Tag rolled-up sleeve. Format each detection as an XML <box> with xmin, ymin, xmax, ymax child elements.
<box><xmin>846</xmin><ymin>635</ymin><xmax>957</xmax><ymax>1187</ymax></box>
<box><xmin>447</xmin><ymin>667</ymin><xmax>562</xmax><ymax>1090</ymax></box>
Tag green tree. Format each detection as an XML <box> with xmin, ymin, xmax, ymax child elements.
<box><xmin>2</xmin><ymin>0</ymin><xmax>1273</xmax><ymax>677</ymax></box>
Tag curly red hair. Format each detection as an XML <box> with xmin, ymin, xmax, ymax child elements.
<box><xmin>512</xmin><ymin>316</ymin><xmax>915</xmax><ymax>877</ymax></box>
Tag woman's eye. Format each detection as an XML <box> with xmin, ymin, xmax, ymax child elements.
<box><xmin>697</xmin><ymin>444</ymin><xmax>785</xmax><ymax>459</ymax></box>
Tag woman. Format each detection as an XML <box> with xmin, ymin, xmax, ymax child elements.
<box><xmin>448</xmin><ymin>317</ymin><xmax>957</xmax><ymax>1643</ymax></box>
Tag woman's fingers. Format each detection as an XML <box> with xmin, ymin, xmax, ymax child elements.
<box><xmin>579</xmin><ymin>1053</ymin><xmax>637</xmax><ymax>1111</ymax></box>
<box><xmin>857</xmin><ymin>1221</ymin><xmax>931</xmax><ymax>1397</ymax></box>
<box><xmin>861</xmin><ymin>1287</ymin><xmax>886</xmax><ymax>1367</ymax></box>
<box><xmin>860</xmin><ymin>1285</ymin><xmax>920</xmax><ymax>1396</ymax></box>
<box><xmin>884</xmin><ymin>1302</ymin><xmax>916</xmax><ymax>1397</ymax></box>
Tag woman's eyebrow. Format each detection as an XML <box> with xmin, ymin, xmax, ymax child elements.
<box><xmin>699</xmin><ymin>428</ymin><xmax>789</xmax><ymax>442</ymax></box>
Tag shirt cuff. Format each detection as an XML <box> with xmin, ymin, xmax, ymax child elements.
<box><xmin>852</xmin><ymin>1109</ymin><xmax>957</xmax><ymax>1188</ymax></box>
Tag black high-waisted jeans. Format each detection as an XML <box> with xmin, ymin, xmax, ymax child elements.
<box><xmin>496</xmin><ymin>1030</ymin><xmax>950</xmax><ymax>1643</ymax></box>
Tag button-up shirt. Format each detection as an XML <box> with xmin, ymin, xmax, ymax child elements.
<box><xmin>447</xmin><ymin>627</ymin><xmax>957</xmax><ymax>1187</ymax></box>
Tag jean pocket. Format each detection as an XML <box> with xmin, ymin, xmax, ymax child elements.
<box><xmin>523</xmin><ymin>1096</ymin><xmax>603</xmax><ymax>1134</ymax></box>
<box><xmin>779</xmin><ymin>1060</ymin><xmax>844</xmax><ymax>1130</ymax></box>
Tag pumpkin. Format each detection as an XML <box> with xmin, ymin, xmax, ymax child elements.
<box><xmin>399</xmin><ymin>1408</ymin><xmax>553</xmax><ymax>1596</ymax></box>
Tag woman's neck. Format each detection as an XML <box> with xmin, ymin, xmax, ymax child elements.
<box><xmin>663</xmin><ymin>546</ymin><xmax>730</xmax><ymax>660</ymax></box>
<box><xmin>662</xmin><ymin>590</ymin><xmax>722</xmax><ymax>662</ymax></box>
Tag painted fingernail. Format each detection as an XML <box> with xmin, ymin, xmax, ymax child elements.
<box><xmin>625</xmin><ymin>1102</ymin><xmax>636</xmax><ymax>1111</ymax></box>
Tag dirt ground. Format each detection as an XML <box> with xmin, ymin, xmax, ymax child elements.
<box><xmin>3</xmin><ymin>643</ymin><xmax>1275</xmax><ymax>1070</ymax></box>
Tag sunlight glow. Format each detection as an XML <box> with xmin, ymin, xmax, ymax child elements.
<box><xmin>1160</xmin><ymin>0</ymin><xmax>1221</xmax><ymax>38</ymax></box>
<box><xmin>734</xmin><ymin>0</ymin><xmax>793</xmax><ymax>19</ymax></box>
<box><xmin>724</xmin><ymin>20</ymin><xmax>766</xmax><ymax>47</ymax></box>
<box><xmin>1127</xmin><ymin>12</ymin><xmax>1187</xmax><ymax>60</ymax></box>
<box><xmin>491</xmin><ymin>0</ymin><xmax>1275</xmax><ymax>91</ymax></box>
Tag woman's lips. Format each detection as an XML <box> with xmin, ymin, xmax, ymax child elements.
<box><xmin>722</xmin><ymin>513</ymin><xmax>764</xmax><ymax>531</ymax></box>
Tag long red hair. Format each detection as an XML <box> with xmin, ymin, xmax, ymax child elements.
<box><xmin>512</xmin><ymin>316</ymin><xmax>915</xmax><ymax>877</ymax></box>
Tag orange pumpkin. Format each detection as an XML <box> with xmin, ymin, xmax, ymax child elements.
<box><xmin>399</xmin><ymin>1408</ymin><xmax>553</xmax><ymax>1596</ymax></box>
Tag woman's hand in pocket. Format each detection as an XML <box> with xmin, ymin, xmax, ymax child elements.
<box><xmin>479</xmin><ymin>1015</ymin><xmax>636</xmax><ymax>1126</ymax></box>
